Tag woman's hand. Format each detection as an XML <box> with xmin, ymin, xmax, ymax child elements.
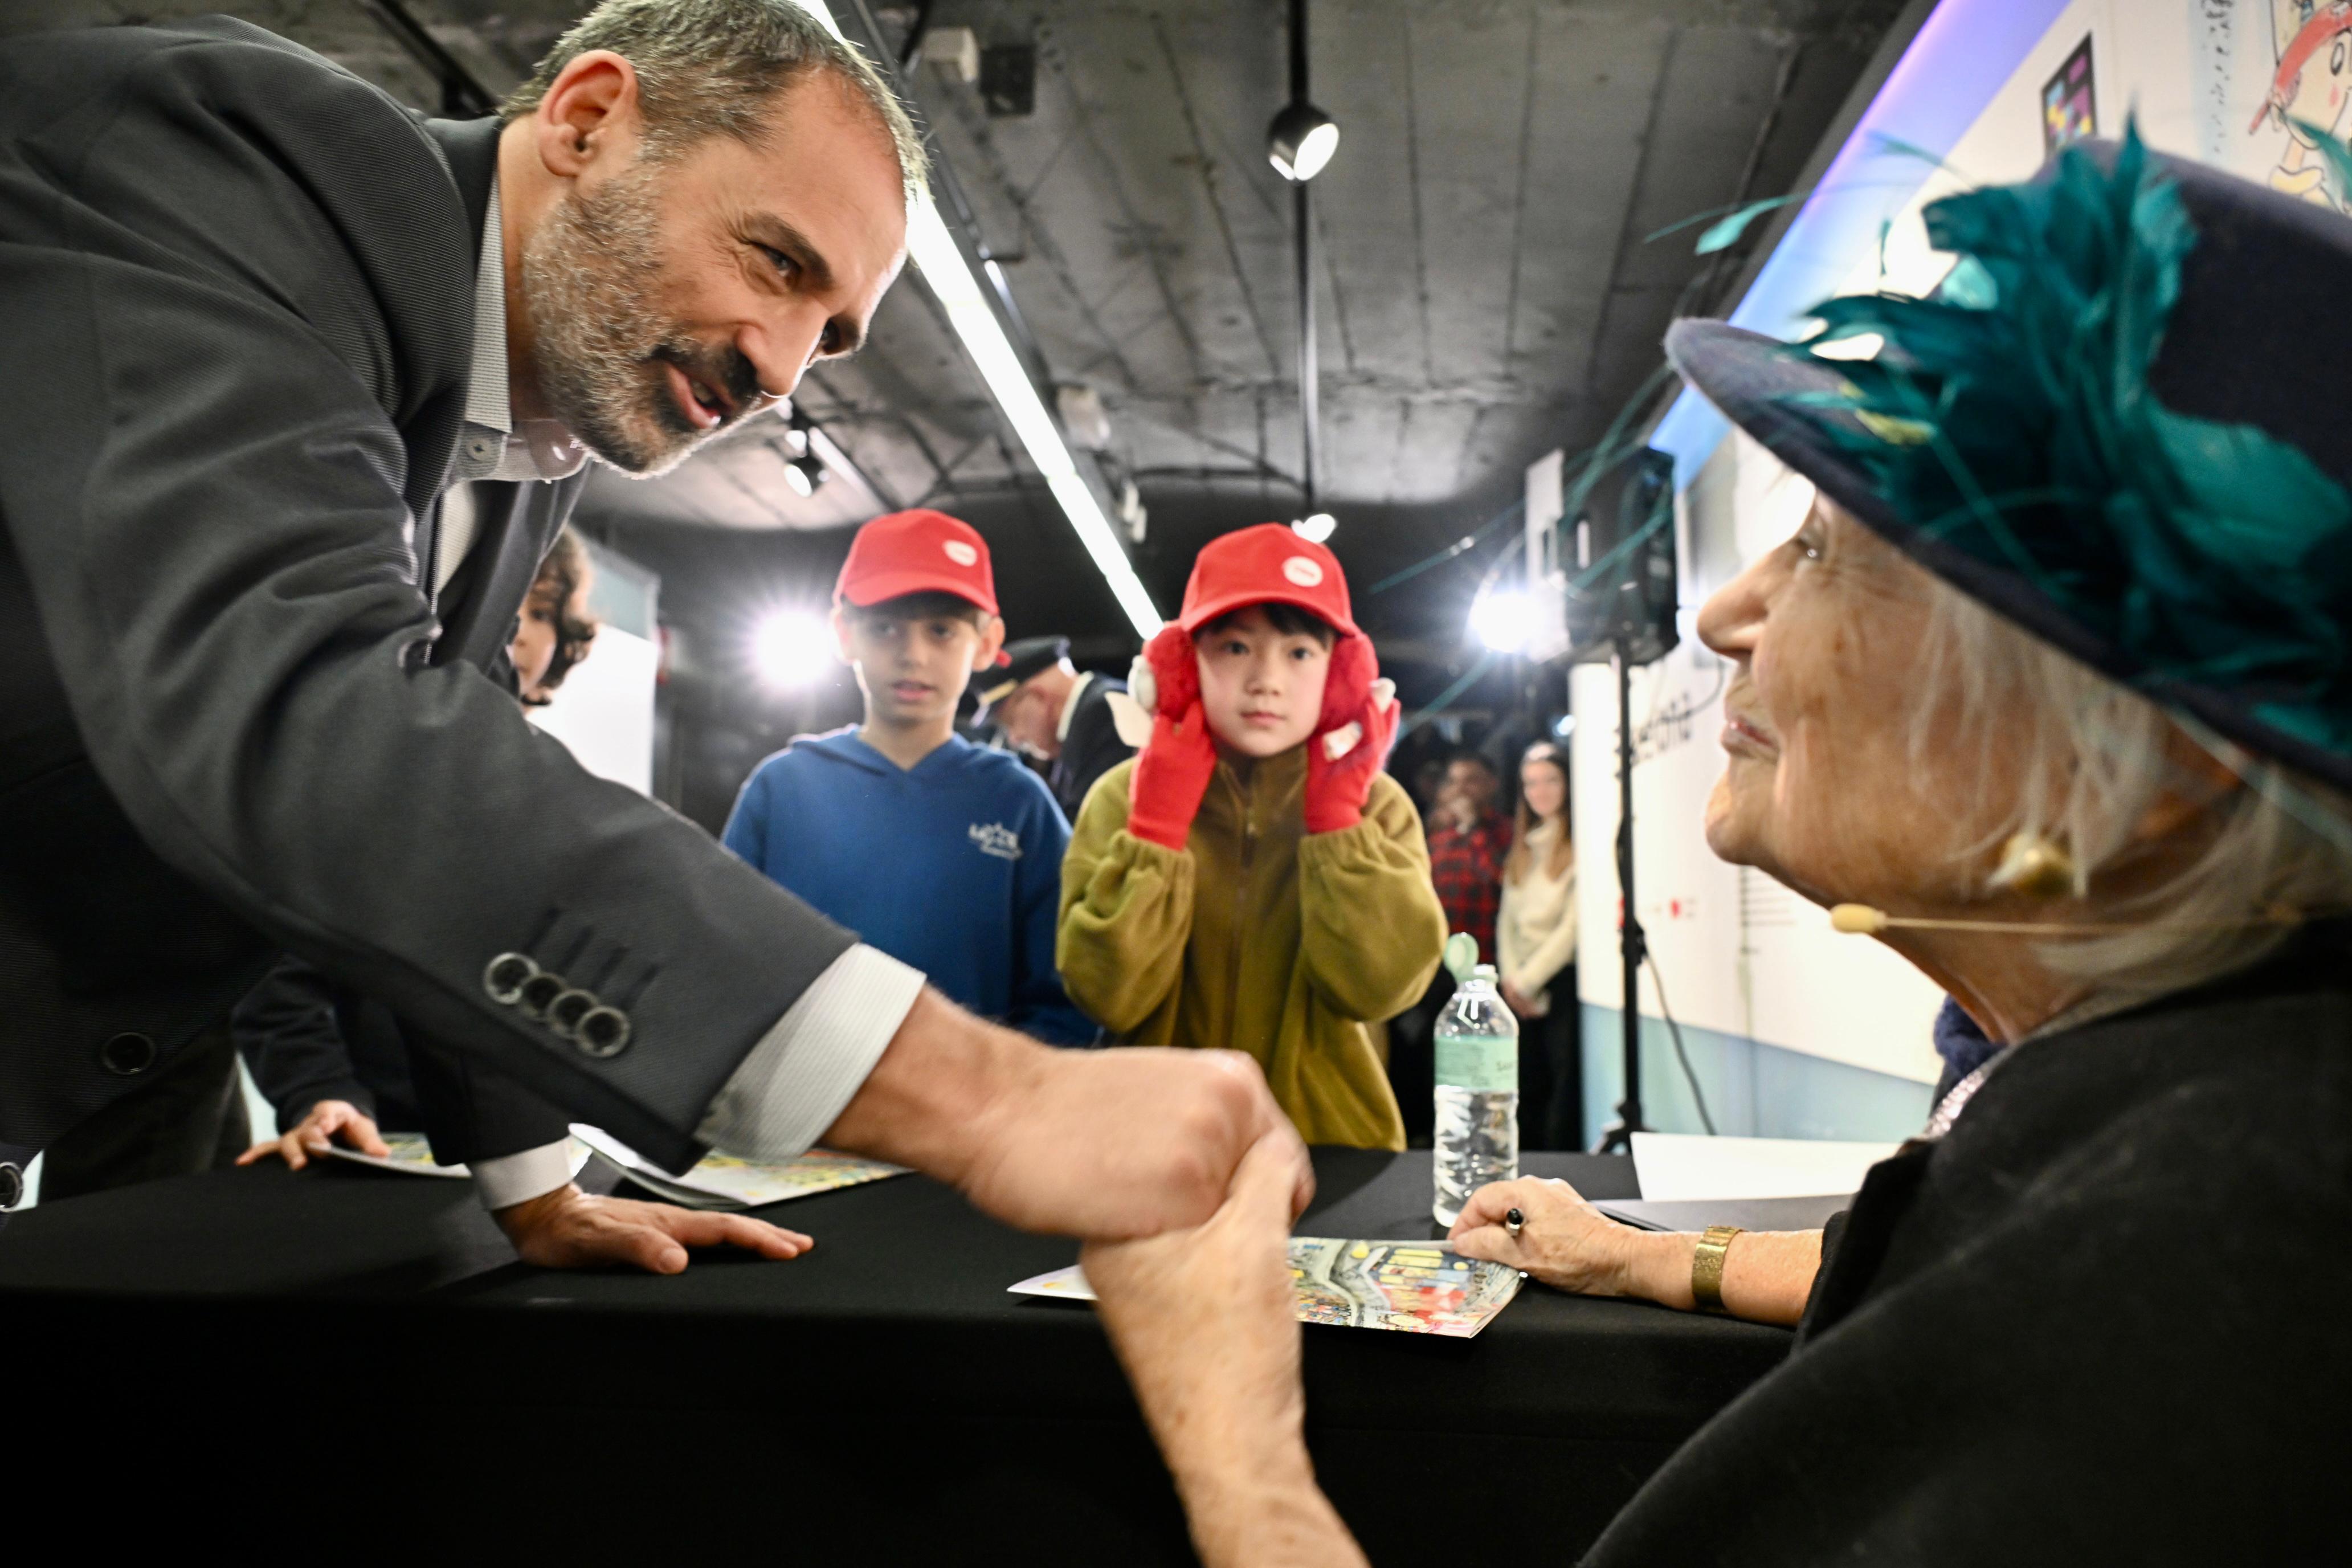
<box><xmin>1449</xmin><ymin>1177</ymin><xmax>1655</xmax><ymax>1298</ymax></box>
<box><xmin>1084</xmin><ymin>1133</ymin><xmax>1366</xmax><ymax>1568</ymax></box>
<box><xmin>1499</xmin><ymin>979</ymin><xmax>1537</xmax><ymax>1016</ymax></box>
<box><xmin>1454</xmin><ymin>1179</ymin><xmax>1825</xmax><ymax>1324</ymax></box>
<box><xmin>235</xmin><ymin>1098</ymin><xmax>387</xmax><ymax>1171</ymax></box>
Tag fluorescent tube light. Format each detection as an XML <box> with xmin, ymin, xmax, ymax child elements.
<box><xmin>792</xmin><ymin>1</ymin><xmax>1164</xmax><ymax>640</ymax></box>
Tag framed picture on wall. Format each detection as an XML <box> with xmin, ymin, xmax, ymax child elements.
<box><xmin>2043</xmin><ymin>35</ymin><xmax>2096</xmax><ymax>154</ymax></box>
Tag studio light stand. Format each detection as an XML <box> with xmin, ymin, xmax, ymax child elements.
<box><xmin>1594</xmin><ymin>640</ymin><xmax>1648</xmax><ymax>1155</ymax></box>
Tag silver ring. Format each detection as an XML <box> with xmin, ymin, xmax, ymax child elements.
<box><xmin>1505</xmin><ymin>1207</ymin><xmax>1525</xmax><ymax>1240</ymax></box>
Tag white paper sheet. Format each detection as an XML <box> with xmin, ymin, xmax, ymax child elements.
<box><xmin>320</xmin><ymin>1133</ymin><xmax>591</xmax><ymax>1182</ymax></box>
<box><xmin>1630</xmin><ymin>1131</ymin><xmax>1899</xmax><ymax>1202</ymax></box>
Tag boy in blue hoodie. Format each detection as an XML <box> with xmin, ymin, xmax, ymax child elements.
<box><xmin>723</xmin><ymin>509</ymin><xmax>1095</xmax><ymax>1046</ymax></box>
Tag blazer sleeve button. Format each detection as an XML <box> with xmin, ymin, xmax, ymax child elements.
<box><xmin>546</xmin><ymin>988</ymin><xmax>598</xmax><ymax>1039</ymax></box>
<box><xmin>574</xmin><ymin>1006</ymin><xmax>632</xmax><ymax>1059</ymax></box>
<box><xmin>484</xmin><ymin>953</ymin><xmax>538</xmax><ymax>1004</ymax></box>
<box><xmin>516</xmin><ymin>971</ymin><xmax>566</xmax><ymax>1019</ymax></box>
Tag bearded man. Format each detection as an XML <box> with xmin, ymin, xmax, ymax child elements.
<box><xmin>0</xmin><ymin>2</ymin><xmax>1302</xmax><ymax>1265</ymax></box>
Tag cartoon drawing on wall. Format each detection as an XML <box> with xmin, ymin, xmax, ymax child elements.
<box><xmin>2251</xmin><ymin>1</ymin><xmax>2352</xmax><ymax>207</ymax></box>
<box><xmin>2041</xmin><ymin>35</ymin><xmax>2096</xmax><ymax>154</ymax></box>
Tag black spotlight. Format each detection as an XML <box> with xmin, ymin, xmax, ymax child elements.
<box><xmin>782</xmin><ymin>408</ymin><xmax>829</xmax><ymax>498</ymax></box>
<box><xmin>1267</xmin><ymin>100</ymin><xmax>1339</xmax><ymax>182</ymax></box>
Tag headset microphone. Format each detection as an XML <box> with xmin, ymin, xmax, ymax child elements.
<box><xmin>1830</xmin><ymin>904</ymin><xmax>2299</xmax><ymax>937</ymax></box>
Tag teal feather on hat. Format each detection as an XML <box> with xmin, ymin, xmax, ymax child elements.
<box><xmin>1779</xmin><ymin>122</ymin><xmax>2352</xmax><ymax>758</ymax></box>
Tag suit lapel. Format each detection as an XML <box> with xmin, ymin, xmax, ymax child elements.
<box><xmin>403</xmin><ymin>115</ymin><xmax>503</xmax><ymax>589</ymax></box>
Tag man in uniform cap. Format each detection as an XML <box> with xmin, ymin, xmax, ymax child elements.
<box><xmin>978</xmin><ymin>636</ymin><xmax>1137</xmax><ymax>822</ymax></box>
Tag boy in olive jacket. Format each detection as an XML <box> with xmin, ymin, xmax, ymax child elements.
<box><xmin>1057</xmin><ymin>525</ymin><xmax>1447</xmax><ymax>1148</ymax></box>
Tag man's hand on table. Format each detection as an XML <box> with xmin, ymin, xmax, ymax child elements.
<box><xmin>493</xmin><ymin>1185</ymin><xmax>812</xmax><ymax>1275</ymax></box>
<box><xmin>824</xmin><ymin>987</ymin><xmax>1314</xmax><ymax>1239</ymax></box>
<box><xmin>235</xmin><ymin>1099</ymin><xmax>387</xmax><ymax>1171</ymax></box>
<box><xmin>1083</xmin><ymin>1133</ymin><xmax>1366</xmax><ymax>1568</ymax></box>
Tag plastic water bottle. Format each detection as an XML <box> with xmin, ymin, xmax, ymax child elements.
<box><xmin>1433</xmin><ymin>957</ymin><xmax>1520</xmax><ymax>1227</ymax></box>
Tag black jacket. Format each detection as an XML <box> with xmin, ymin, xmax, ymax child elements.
<box><xmin>232</xmin><ymin>956</ymin><xmax>422</xmax><ymax>1134</ymax></box>
<box><xmin>1586</xmin><ymin>932</ymin><xmax>2352</xmax><ymax>1564</ymax></box>
<box><xmin>1048</xmin><ymin>673</ymin><xmax>1134</xmax><ymax>823</ymax></box>
<box><xmin>0</xmin><ymin>19</ymin><xmax>850</xmax><ymax>1174</ymax></box>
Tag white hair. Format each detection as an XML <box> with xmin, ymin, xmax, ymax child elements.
<box><xmin>503</xmin><ymin>0</ymin><xmax>928</xmax><ymax>211</ymax></box>
<box><xmin>1910</xmin><ymin>576</ymin><xmax>2352</xmax><ymax>1007</ymax></box>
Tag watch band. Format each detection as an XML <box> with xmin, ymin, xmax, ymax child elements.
<box><xmin>1691</xmin><ymin>1224</ymin><xmax>1743</xmax><ymax>1313</ymax></box>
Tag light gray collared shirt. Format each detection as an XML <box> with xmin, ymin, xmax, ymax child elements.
<box><xmin>447</xmin><ymin>178</ymin><xmax>924</xmax><ymax>1211</ymax></box>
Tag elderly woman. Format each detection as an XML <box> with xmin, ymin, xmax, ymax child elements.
<box><xmin>1077</xmin><ymin>132</ymin><xmax>2352</xmax><ymax>1565</ymax></box>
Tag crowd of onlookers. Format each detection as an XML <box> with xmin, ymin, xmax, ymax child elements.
<box><xmin>49</xmin><ymin>508</ymin><xmax>1588</xmax><ymax>1199</ymax></box>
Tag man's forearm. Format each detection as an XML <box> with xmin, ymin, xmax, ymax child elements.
<box><xmin>1174</xmin><ymin>1448</ymin><xmax>1369</xmax><ymax>1568</ymax></box>
<box><xmin>819</xmin><ymin>987</ymin><xmax>1039</xmax><ymax>1190</ymax></box>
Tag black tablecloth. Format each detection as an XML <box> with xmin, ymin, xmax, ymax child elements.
<box><xmin>1</xmin><ymin>1149</ymin><xmax>1789</xmax><ymax>1559</ymax></box>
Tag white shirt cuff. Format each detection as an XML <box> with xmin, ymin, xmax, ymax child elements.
<box><xmin>695</xmin><ymin>944</ymin><xmax>925</xmax><ymax>1160</ymax></box>
<box><xmin>471</xmin><ymin>1141</ymin><xmax>576</xmax><ymax>1211</ymax></box>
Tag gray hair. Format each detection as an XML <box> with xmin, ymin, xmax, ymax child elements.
<box><xmin>503</xmin><ymin>0</ymin><xmax>928</xmax><ymax>210</ymax></box>
<box><xmin>1910</xmin><ymin>577</ymin><xmax>2352</xmax><ymax>1011</ymax></box>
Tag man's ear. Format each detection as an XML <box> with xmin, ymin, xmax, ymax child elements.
<box><xmin>532</xmin><ymin>50</ymin><xmax>643</xmax><ymax>180</ymax></box>
<box><xmin>971</xmin><ymin>614</ymin><xmax>1007</xmax><ymax>672</ymax></box>
<box><xmin>831</xmin><ymin>605</ymin><xmax>858</xmax><ymax>664</ymax></box>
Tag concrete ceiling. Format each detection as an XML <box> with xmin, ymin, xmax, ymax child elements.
<box><xmin>10</xmin><ymin>0</ymin><xmax>1909</xmax><ymax>819</ymax></box>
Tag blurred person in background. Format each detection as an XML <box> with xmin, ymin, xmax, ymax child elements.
<box><xmin>1389</xmin><ymin>750</ymin><xmax>1514</xmax><ymax>1140</ymax></box>
<box><xmin>977</xmin><ymin>634</ymin><xmax>1135</xmax><ymax>822</ymax></box>
<box><xmin>511</xmin><ymin>525</ymin><xmax>601</xmax><ymax>708</ymax></box>
<box><xmin>1426</xmin><ymin>751</ymin><xmax>1514</xmax><ymax>964</ymax></box>
<box><xmin>1497</xmin><ymin>741</ymin><xmax>1578</xmax><ymax>1148</ymax></box>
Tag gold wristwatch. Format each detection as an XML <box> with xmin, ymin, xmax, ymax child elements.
<box><xmin>1691</xmin><ymin>1224</ymin><xmax>1743</xmax><ymax>1313</ymax></box>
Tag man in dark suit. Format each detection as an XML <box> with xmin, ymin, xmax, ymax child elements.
<box><xmin>0</xmin><ymin>3</ymin><xmax>1301</xmax><ymax>1264</ymax></box>
<box><xmin>978</xmin><ymin>636</ymin><xmax>1138</xmax><ymax>822</ymax></box>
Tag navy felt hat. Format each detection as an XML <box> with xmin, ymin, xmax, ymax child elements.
<box><xmin>971</xmin><ymin>634</ymin><xmax>1069</xmax><ymax>720</ymax></box>
<box><xmin>1667</xmin><ymin>130</ymin><xmax>2352</xmax><ymax>795</ymax></box>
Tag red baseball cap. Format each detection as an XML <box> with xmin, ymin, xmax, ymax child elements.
<box><xmin>835</xmin><ymin>509</ymin><xmax>999</xmax><ymax>615</ymax></box>
<box><xmin>1175</xmin><ymin>523</ymin><xmax>1359</xmax><ymax>637</ymax></box>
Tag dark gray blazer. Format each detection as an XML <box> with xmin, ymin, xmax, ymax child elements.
<box><xmin>0</xmin><ymin>18</ymin><xmax>852</xmax><ymax>1175</ymax></box>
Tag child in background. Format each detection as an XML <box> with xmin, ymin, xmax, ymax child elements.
<box><xmin>1057</xmin><ymin>525</ymin><xmax>1446</xmax><ymax>1148</ymax></box>
<box><xmin>725</xmin><ymin>509</ymin><xmax>1095</xmax><ymax>1046</ymax></box>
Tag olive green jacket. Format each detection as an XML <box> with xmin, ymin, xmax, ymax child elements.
<box><xmin>1057</xmin><ymin>748</ymin><xmax>1447</xmax><ymax>1149</ymax></box>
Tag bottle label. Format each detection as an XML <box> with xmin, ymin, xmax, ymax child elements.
<box><xmin>1435</xmin><ymin>1034</ymin><xmax>1517</xmax><ymax>1094</ymax></box>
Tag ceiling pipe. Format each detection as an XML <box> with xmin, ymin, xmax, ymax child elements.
<box><xmin>1271</xmin><ymin>0</ymin><xmax>1336</xmax><ymax>528</ymax></box>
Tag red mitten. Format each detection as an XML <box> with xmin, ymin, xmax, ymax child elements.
<box><xmin>1314</xmin><ymin>632</ymin><xmax>1377</xmax><ymax>733</ymax></box>
<box><xmin>1126</xmin><ymin>699</ymin><xmax>1218</xmax><ymax>850</ymax></box>
<box><xmin>1132</xmin><ymin>622</ymin><xmax>1200</xmax><ymax>718</ymax></box>
<box><xmin>1305</xmin><ymin>636</ymin><xmax>1399</xmax><ymax>835</ymax></box>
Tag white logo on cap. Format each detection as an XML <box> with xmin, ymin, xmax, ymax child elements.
<box><xmin>944</xmin><ymin>540</ymin><xmax>980</xmax><ymax>567</ymax></box>
<box><xmin>1283</xmin><ymin>555</ymin><xmax>1324</xmax><ymax>587</ymax></box>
